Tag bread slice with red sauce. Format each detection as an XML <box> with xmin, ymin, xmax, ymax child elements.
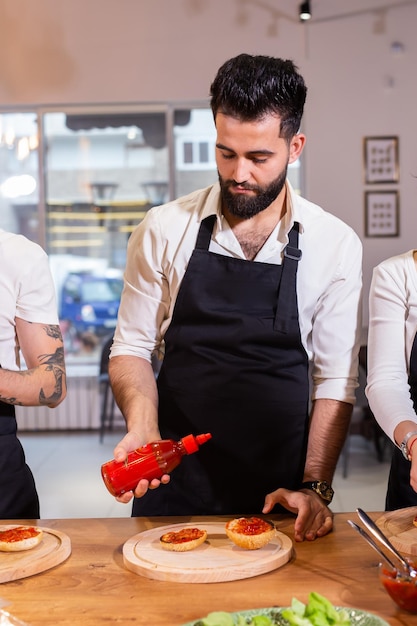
<box><xmin>159</xmin><ymin>527</ymin><xmax>208</xmax><ymax>552</ymax></box>
<box><xmin>0</xmin><ymin>526</ymin><xmax>43</xmax><ymax>552</ymax></box>
<box><xmin>225</xmin><ymin>516</ymin><xmax>276</xmax><ymax>550</ymax></box>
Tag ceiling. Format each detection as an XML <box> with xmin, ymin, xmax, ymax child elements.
<box><xmin>242</xmin><ymin>0</ymin><xmax>417</xmax><ymax>24</ymax></box>
<box><xmin>306</xmin><ymin>0</ymin><xmax>417</xmax><ymax>22</ymax></box>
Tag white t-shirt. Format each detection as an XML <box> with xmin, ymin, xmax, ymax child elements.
<box><xmin>111</xmin><ymin>181</ymin><xmax>363</xmax><ymax>404</ymax></box>
<box><xmin>366</xmin><ymin>250</ymin><xmax>417</xmax><ymax>440</ymax></box>
<box><xmin>0</xmin><ymin>230</ymin><xmax>58</xmax><ymax>371</ymax></box>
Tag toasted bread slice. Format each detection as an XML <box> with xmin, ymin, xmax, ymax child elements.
<box><xmin>160</xmin><ymin>527</ymin><xmax>208</xmax><ymax>552</ymax></box>
<box><xmin>0</xmin><ymin>526</ymin><xmax>43</xmax><ymax>552</ymax></box>
<box><xmin>225</xmin><ymin>517</ymin><xmax>276</xmax><ymax>550</ymax></box>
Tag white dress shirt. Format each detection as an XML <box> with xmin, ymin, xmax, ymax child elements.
<box><xmin>366</xmin><ymin>250</ymin><xmax>417</xmax><ymax>440</ymax></box>
<box><xmin>0</xmin><ymin>230</ymin><xmax>58</xmax><ymax>371</ymax></box>
<box><xmin>112</xmin><ymin>180</ymin><xmax>363</xmax><ymax>404</ymax></box>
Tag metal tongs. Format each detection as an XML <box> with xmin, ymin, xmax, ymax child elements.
<box><xmin>347</xmin><ymin>507</ymin><xmax>417</xmax><ymax>579</ymax></box>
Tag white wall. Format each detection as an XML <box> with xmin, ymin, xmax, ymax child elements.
<box><xmin>2</xmin><ymin>0</ymin><xmax>416</xmax><ymax>326</ymax></box>
<box><xmin>301</xmin><ymin>6</ymin><xmax>417</xmax><ymax>324</ymax></box>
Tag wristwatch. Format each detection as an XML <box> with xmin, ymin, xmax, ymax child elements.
<box><xmin>399</xmin><ymin>430</ymin><xmax>417</xmax><ymax>461</ymax></box>
<box><xmin>301</xmin><ymin>480</ymin><xmax>334</xmax><ymax>503</ymax></box>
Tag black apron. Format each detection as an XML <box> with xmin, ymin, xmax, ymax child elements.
<box><xmin>386</xmin><ymin>330</ymin><xmax>417</xmax><ymax>510</ymax></box>
<box><xmin>132</xmin><ymin>215</ymin><xmax>310</xmax><ymax>516</ymax></box>
<box><xmin>0</xmin><ymin>399</ymin><xmax>39</xmax><ymax>519</ymax></box>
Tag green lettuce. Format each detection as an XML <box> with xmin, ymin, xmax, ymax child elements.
<box><xmin>197</xmin><ymin>611</ymin><xmax>274</xmax><ymax>626</ymax></box>
<box><xmin>281</xmin><ymin>593</ymin><xmax>350</xmax><ymax>626</ymax></box>
<box><xmin>198</xmin><ymin>612</ymin><xmax>235</xmax><ymax>626</ymax></box>
<box><xmin>196</xmin><ymin>593</ymin><xmax>350</xmax><ymax>626</ymax></box>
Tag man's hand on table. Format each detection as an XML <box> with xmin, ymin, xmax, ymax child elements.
<box><xmin>262</xmin><ymin>487</ymin><xmax>334</xmax><ymax>542</ymax></box>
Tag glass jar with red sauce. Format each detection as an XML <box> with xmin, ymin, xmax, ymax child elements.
<box><xmin>379</xmin><ymin>562</ymin><xmax>417</xmax><ymax>613</ymax></box>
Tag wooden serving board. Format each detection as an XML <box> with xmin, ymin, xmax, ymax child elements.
<box><xmin>0</xmin><ymin>525</ymin><xmax>71</xmax><ymax>583</ymax></box>
<box><xmin>376</xmin><ymin>506</ymin><xmax>417</xmax><ymax>556</ymax></box>
<box><xmin>123</xmin><ymin>521</ymin><xmax>292</xmax><ymax>583</ymax></box>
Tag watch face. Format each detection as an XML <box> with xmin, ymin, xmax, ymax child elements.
<box><xmin>316</xmin><ymin>481</ymin><xmax>334</xmax><ymax>502</ymax></box>
<box><xmin>301</xmin><ymin>480</ymin><xmax>334</xmax><ymax>503</ymax></box>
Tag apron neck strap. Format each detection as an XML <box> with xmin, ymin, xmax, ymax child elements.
<box><xmin>274</xmin><ymin>222</ymin><xmax>302</xmax><ymax>334</ymax></box>
<box><xmin>196</xmin><ymin>215</ymin><xmax>216</xmax><ymax>250</ymax></box>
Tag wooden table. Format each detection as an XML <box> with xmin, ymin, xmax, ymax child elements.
<box><xmin>0</xmin><ymin>513</ymin><xmax>416</xmax><ymax>626</ymax></box>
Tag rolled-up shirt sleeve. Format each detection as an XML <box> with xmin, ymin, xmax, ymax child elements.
<box><xmin>299</xmin><ymin>219</ymin><xmax>363</xmax><ymax>405</ymax></box>
<box><xmin>111</xmin><ymin>210</ymin><xmax>171</xmax><ymax>363</ymax></box>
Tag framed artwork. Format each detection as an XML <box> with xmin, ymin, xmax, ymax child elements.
<box><xmin>365</xmin><ymin>190</ymin><xmax>399</xmax><ymax>237</ymax></box>
<box><xmin>363</xmin><ymin>136</ymin><xmax>399</xmax><ymax>184</ymax></box>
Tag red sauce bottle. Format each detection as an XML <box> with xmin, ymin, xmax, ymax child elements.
<box><xmin>101</xmin><ymin>433</ymin><xmax>212</xmax><ymax>497</ymax></box>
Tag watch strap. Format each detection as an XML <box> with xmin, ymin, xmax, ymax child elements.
<box><xmin>399</xmin><ymin>430</ymin><xmax>417</xmax><ymax>461</ymax></box>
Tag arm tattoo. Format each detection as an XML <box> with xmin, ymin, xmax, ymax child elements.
<box><xmin>39</xmin><ymin>346</ymin><xmax>65</xmax><ymax>370</ymax></box>
<box><xmin>0</xmin><ymin>326</ymin><xmax>66</xmax><ymax>406</ymax></box>
<box><xmin>0</xmin><ymin>395</ymin><xmax>21</xmax><ymax>406</ymax></box>
<box><xmin>44</xmin><ymin>324</ymin><xmax>63</xmax><ymax>341</ymax></box>
<box><xmin>39</xmin><ymin>346</ymin><xmax>66</xmax><ymax>405</ymax></box>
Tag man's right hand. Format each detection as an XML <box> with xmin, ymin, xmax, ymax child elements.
<box><xmin>113</xmin><ymin>430</ymin><xmax>170</xmax><ymax>503</ymax></box>
<box><xmin>115</xmin><ymin>475</ymin><xmax>171</xmax><ymax>503</ymax></box>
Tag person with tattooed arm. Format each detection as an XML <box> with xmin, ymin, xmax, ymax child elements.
<box><xmin>0</xmin><ymin>229</ymin><xmax>67</xmax><ymax>519</ymax></box>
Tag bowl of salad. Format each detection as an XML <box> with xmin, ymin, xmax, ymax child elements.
<box><xmin>183</xmin><ymin>592</ymin><xmax>389</xmax><ymax>626</ymax></box>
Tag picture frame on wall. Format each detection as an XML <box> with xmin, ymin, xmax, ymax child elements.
<box><xmin>365</xmin><ymin>190</ymin><xmax>399</xmax><ymax>237</ymax></box>
<box><xmin>363</xmin><ymin>136</ymin><xmax>399</xmax><ymax>184</ymax></box>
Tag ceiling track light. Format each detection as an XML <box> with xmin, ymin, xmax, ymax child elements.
<box><xmin>299</xmin><ymin>1</ymin><xmax>311</xmax><ymax>21</ymax></box>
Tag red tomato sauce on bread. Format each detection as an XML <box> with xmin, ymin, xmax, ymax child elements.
<box><xmin>230</xmin><ymin>517</ymin><xmax>274</xmax><ymax>535</ymax></box>
<box><xmin>0</xmin><ymin>526</ymin><xmax>40</xmax><ymax>542</ymax></box>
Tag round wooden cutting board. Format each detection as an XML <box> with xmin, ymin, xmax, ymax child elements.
<box><xmin>376</xmin><ymin>506</ymin><xmax>417</xmax><ymax>556</ymax></box>
<box><xmin>123</xmin><ymin>521</ymin><xmax>293</xmax><ymax>583</ymax></box>
<box><xmin>0</xmin><ymin>525</ymin><xmax>71</xmax><ymax>583</ymax></box>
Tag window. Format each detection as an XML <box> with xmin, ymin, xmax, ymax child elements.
<box><xmin>174</xmin><ymin>108</ymin><xmax>217</xmax><ymax>197</ymax></box>
<box><xmin>0</xmin><ymin>104</ymin><xmax>303</xmax><ymax>367</ymax></box>
<box><xmin>180</xmin><ymin>139</ymin><xmax>213</xmax><ymax>168</ymax></box>
<box><xmin>42</xmin><ymin>109</ymin><xmax>170</xmax><ymax>269</ymax></box>
<box><xmin>175</xmin><ymin>109</ymin><xmax>216</xmax><ymax>172</ymax></box>
<box><xmin>0</xmin><ymin>112</ymin><xmax>40</xmax><ymax>242</ymax></box>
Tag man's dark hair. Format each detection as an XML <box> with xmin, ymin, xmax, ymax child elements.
<box><xmin>210</xmin><ymin>53</ymin><xmax>307</xmax><ymax>142</ymax></box>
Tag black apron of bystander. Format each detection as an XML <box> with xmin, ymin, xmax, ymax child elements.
<box><xmin>0</xmin><ymin>398</ymin><xmax>39</xmax><ymax>519</ymax></box>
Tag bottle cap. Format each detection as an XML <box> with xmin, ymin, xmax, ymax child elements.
<box><xmin>181</xmin><ymin>433</ymin><xmax>212</xmax><ymax>454</ymax></box>
<box><xmin>196</xmin><ymin>433</ymin><xmax>212</xmax><ymax>446</ymax></box>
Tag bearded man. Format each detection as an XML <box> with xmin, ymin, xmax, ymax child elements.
<box><xmin>108</xmin><ymin>54</ymin><xmax>362</xmax><ymax>542</ymax></box>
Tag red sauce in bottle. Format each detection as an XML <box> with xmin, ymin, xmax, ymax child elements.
<box><xmin>101</xmin><ymin>433</ymin><xmax>212</xmax><ymax>497</ymax></box>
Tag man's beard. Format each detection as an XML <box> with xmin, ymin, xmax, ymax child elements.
<box><xmin>219</xmin><ymin>167</ymin><xmax>287</xmax><ymax>219</ymax></box>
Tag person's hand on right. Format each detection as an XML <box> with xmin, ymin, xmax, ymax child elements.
<box><xmin>410</xmin><ymin>440</ymin><xmax>417</xmax><ymax>493</ymax></box>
